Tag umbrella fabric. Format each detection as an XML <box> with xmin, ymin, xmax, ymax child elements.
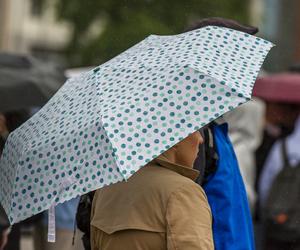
<box><xmin>0</xmin><ymin>26</ymin><xmax>273</xmax><ymax>224</ymax></box>
<box><xmin>0</xmin><ymin>53</ymin><xmax>66</xmax><ymax>112</ymax></box>
<box><xmin>253</xmin><ymin>73</ymin><xmax>300</xmax><ymax>104</ymax></box>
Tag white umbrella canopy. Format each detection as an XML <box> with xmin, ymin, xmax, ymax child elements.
<box><xmin>0</xmin><ymin>26</ymin><xmax>273</xmax><ymax>224</ymax></box>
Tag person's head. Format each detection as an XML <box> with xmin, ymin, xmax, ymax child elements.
<box><xmin>162</xmin><ymin>131</ymin><xmax>204</xmax><ymax>168</ymax></box>
<box><xmin>265</xmin><ymin>101</ymin><xmax>300</xmax><ymax>136</ymax></box>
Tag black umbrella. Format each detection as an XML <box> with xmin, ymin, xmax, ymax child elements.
<box><xmin>0</xmin><ymin>53</ymin><xmax>66</xmax><ymax>112</ymax></box>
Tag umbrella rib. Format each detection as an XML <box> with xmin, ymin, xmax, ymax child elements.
<box><xmin>100</xmin><ymin>119</ymin><xmax>128</xmax><ymax>181</ymax></box>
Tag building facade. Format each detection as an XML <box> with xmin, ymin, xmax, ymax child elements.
<box><xmin>0</xmin><ymin>0</ymin><xmax>71</xmax><ymax>63</ymax></box>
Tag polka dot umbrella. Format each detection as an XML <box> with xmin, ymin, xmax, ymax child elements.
<box><xmin>0</xmin><ymin>26</ymin><xmax>273</xmax><ymax>227</ymax></box>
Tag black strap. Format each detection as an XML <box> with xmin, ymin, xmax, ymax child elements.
<box><xmin>281</xmin><ymin>138</ymin><xmax>291</xmax><ymax>168</ymax></box>
<box><xmin>194</xmin><ymin>129</ymin><xmax>206</xmax><ymax>185</ymax></box>
<box><xmin>203</xmin><ymin>126</ymin><xmax>218</xmax><ymax>180</ymax></box>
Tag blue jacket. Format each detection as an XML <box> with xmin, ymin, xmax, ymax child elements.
<box><xmin>203</xmin><ymin>123</ymin><xmax>255</xmax><ymax>250</ymax></box>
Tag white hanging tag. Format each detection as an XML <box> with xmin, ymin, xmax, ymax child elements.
<box><xmin>47</xmin><ymin>176</ymin><xmax>76</xmax><ymax>243</ymax></box>
<box><xmin>48</xmin><ymin>204</ymin><xmax>56</xmax><ymax>242</ymax></box>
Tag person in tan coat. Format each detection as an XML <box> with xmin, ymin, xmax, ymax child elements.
<box><xmin>90</xmin><ymin>131</ymin><xmax>214</xmax><ymax>249</ymax></box>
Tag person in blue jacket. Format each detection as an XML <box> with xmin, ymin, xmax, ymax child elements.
<box><xmin>200</xmin><ymin>122</ymin><xmax>255</xmax><ymax>250</ymax></box>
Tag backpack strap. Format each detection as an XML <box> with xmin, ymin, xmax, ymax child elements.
<box><xmin>281</xmin><ymin>138</ymin><xmax>291</xmax><ymax>168</ymax></box>
<box><xmin>203</xmin><ymin>126</ymin><xmax>219</xmax><ymax>183</ymax></box>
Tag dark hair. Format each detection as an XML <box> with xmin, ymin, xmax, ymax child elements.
<box><xmin>185</xmin><ymin>17</ymin><xmax>258</xmax><ymax>35</ymax></box>
<box><xmin>3</xmin><ymin>110</ymin><xmax>29</xmax><ymax>132</ymax></box>
<box><xmin>289</xmin><ymin>63</ymin><xmax>300</xmax><ymax>73</ymax></box>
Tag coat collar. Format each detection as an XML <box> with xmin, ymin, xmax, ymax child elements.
<box><xmin>154</xmin><ymin>155</ymin><xmax>200</xmax><ymax>181</ymax></box>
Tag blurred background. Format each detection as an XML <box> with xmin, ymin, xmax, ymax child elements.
<box><xmin>0</xmin><ymin>0</ymin><xmax>300</xmax><ymax>70</ymax></box>
<box><xmin>0</xmin><ymin>0</ymin><xmax>300</xmax><ymax>250</ymax></box>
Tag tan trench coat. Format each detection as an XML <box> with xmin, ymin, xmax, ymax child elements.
<box><xmin>91</xmin><ymin>156</ymin><xmax>214</xmax><ymax>250</ymax></box>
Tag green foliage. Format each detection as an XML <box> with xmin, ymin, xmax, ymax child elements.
<box><xmin>54</xmin><ymin>0</ymin><xmax>249</xmax><ymax>66</ymax></box>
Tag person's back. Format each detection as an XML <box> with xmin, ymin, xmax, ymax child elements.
<box><xmin>91</xmin><ymin>155</ymin><xmax>214</xmax><ymax>250</ymax></box>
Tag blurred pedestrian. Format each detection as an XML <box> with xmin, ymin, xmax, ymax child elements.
<box><xmin>259</xmin><ymin>116</ymin><xmax>300</xmax><ymax>249</ymax></box>
<box><xmin>253</xmin><ymin>72</ymin><xmax>300</xmax><ymax>249</ymax></box>
<box><xmin>91</xmin><ymin>132</ymin><xmax>214</xmax><ymax>250</ymax></box>
<box><xmin>259</xmin><ymin>116</ymin><xmax>300</xmax><ymax>204</ymax></box>
<box><xmin>253</xmin><ymin>74</ymin><xmax>300</xmax><ymax>222</ymax></box>
<box><xmin>254</xmin><ymin>73</ymin><xmax>300</xmax><ymax>191</ymax></box>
